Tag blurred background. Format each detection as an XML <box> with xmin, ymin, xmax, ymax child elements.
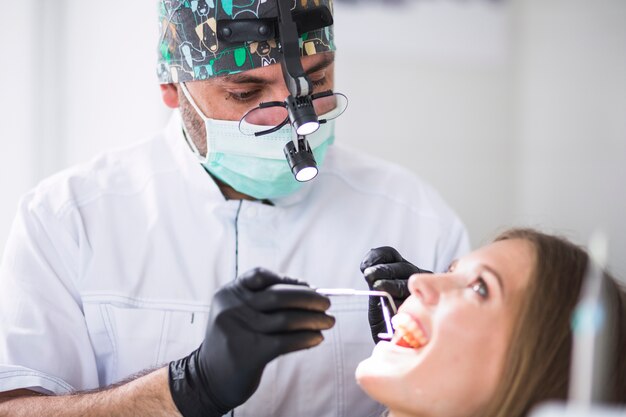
<box><xmin>1</xmin><ymin>0</ymin><xmax>625</xmax><ymax>279</ymax></box>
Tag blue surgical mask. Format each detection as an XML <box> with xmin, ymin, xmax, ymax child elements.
<box><xmin>180</xmin><ymin>83</ymin><xmax>334</xmax><ymax>200</ymax></box>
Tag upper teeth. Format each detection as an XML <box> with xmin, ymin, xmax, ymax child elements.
<box><xmin>392</xmin><ymin>313</ymin><xmax>428</xmax><ymax>349</ymax></box>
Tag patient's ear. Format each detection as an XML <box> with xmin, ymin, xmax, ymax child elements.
<box><xmin>160</xmin><ymin>84</ymin><xmax>180</xmax><ymax>108</ymax></box>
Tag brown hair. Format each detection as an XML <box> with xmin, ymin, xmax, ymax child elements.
<box><xmin>482</xmin><ymin>228</ymin><xmax>626</xmax><ymax>417</ymax></box>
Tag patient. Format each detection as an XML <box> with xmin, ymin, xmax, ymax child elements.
<box><xmin>356</xmin><ymin>228</ymin><xmax>626</xmax><ymax>417</ymax></box>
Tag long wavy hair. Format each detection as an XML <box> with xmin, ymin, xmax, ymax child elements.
<box><xmin>481</xmin><ymin>228</ymin><xmax>626</xmax><ymax>417</ymax></box>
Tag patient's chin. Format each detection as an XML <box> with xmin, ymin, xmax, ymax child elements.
<box><xmin>355</xmin><ymin>354</ymin><xmax>407</xmax><ymax>410</ymax></box>
<box><xmin>355</xmin><ymin>342</ymin><xmax>493</xmax><ymax>417</ymax></box>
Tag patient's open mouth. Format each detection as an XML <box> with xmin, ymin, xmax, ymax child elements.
<box><xmin>391</xmin><ymin>313</ymin><xmax>429</xmax><ymax>349</ymax></box>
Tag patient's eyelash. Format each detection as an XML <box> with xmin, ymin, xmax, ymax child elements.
<box><xmin>469</xmin><ymin>277</ymin><xmax>489</xmax><ymax>299</ymax></box>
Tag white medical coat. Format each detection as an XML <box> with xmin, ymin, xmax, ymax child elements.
<box><xmin>0</xmin><ymin>111</ymin><xmax>469</xmax><ymax>417</ymax></box>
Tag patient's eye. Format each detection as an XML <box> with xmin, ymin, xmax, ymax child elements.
<box><xmin>470</xmin><ymin>277</ymin><xmax>489</xmax><ymax>299</ymax></box>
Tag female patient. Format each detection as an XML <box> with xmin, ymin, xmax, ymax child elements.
<box><xmin>356</xmin><ymin>228</ymin><xmax>626</xmax><ymax>417</ymax></box>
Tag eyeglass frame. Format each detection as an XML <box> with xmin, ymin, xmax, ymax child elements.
<box><xmin>239</xmin><ymin>90</ymin><xmax>347</xmax><ymax>137</ymax></box>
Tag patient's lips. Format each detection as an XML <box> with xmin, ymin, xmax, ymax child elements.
<box><xmin>391</xmin><ymin>313</ymin><xmax>429</xmax><ymax>349</ymax></box>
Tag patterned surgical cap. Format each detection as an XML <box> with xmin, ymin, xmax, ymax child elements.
<box><xmin>157</xmin><ymin>0</ymin><xmax>336</xmax><ymax>84</ymax></box>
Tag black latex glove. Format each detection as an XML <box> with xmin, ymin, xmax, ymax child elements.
<box><xmin>168</xmin><ymin>267</ymin><xmax>335</xmax><ymax>417</ymax></box>
<box><xmin>360</xmin><ymin>247</ymin><xmax>432</xmax><ymax>344</ymax></box>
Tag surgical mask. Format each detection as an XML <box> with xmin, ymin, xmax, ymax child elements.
<box><xmin>180</xmin><ymin>83</ymin><xmax>334</xmax><ymax>200</ymax></box>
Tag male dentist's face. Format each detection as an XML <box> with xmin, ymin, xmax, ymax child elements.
<box><xmin>356</xmin><ymin>238</ymin><xmax>535</xmax><ymax>417</ymax></box>
<box><xmin>160</xmin><ymin>52</ymin><xmax>335</xmax><ymax>156</ymax></box>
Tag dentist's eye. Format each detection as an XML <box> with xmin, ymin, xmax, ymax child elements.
<box><xmin>470</xmin><ymin>277</ymin><xmax>489</xmax><ymax>299</ymax></box>
<box><xmin>227</xmin><ymin>89</ymin><xmax>261</xmax><ymax>103</ymax></box>
<box><xmin>311</xmin><ymin>77</ymin><xmax>328</xmax><ymax>89</ymax></box>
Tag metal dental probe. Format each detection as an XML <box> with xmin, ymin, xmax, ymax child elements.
<box><xmin>315</xmin><ymin>288</ymin><xmax>398</xmax><ymax>340</ymax></box>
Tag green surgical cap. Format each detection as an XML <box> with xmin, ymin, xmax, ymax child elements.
<box><xmin>157</xmin><ymin>0</ymin><xmax>336</xmax><ymax>84</ymax></box>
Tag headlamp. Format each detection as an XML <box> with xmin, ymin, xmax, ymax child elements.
<box><xmin>284</xmin><ymin>136</ymin><xmax>319</xmax><ymax>182</ymax></box>
<box><xmin>286</xmin><ymin>95</ymin><xmax>320</xmax><ymax>136</ymax></box>
<box><xmin>276</xmin><ymin>0</ymin><xmax>326</xmax><ymax>181</ymax></box>
<box><xmin>216</xmin><ymin>0</ymin><xmax>333</xmax><ymax>183</ymax></box>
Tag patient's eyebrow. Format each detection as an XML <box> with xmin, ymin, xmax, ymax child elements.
<box><xmin>483</xmin><ymin>265</ymin><xmax>505</xmax><ymax>297</ymax></box>
<box><xmin>449</xmin><ymin>259</ymin><xmax>505</xmax><ymax>297</ymax></box>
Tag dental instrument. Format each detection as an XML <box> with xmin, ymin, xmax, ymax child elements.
<box><xmin>316</xmin><ymin>288</ymin><xmax>398</xmax><ymax>340</ymax></box>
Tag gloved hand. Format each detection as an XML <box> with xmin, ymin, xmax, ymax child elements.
<box><xmin>360</xmin><ymin>247</ymin><xmax>432</xmax><ymax>344</ymax></box>
<box><xmin>168</xmin><ymin>267</ymin><xmax>335</xmax><ymax>417</ymax></box>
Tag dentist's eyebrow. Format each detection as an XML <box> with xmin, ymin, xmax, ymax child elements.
<box><xmin>304</xmin><ymin>54</ymin><xmax>335</xmax><ymax>76</ymax></box>
<box><xmin>219</xmin><ymin>73</ymin><xmax>269</xmax><ymax>85</ymax></box>
<box><xmin>219</xmin><ymin>54</ymin><xmax>335</xmax><ymax>85</ymax></box>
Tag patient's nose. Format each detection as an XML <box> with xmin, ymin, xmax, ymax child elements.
<box><xmin>409</xmin><ymin>273</ymin><xmax>441</xmax><ymax>306</ymax></box>
<box><xmin>409</xmin><ymin>273</ymin><xmax>462</xmax><ymax>306</ymax></box>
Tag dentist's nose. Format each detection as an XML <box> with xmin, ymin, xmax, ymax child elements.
<box><xmin>270</xmin><ymin>82</ymin><xmax>291</xmax><ymax>105</ymax></box>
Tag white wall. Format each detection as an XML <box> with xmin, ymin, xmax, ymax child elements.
<box><xmin>513</xmin><ymin>0</ymin><xmax>626</xmax><ymax>278</ymax></box>
<box><xmin>1</xmin><ymin>0</ymin><xmax>625</xmax><ymax>278</ymax></box>
<box><xmin>0</xmin><ymin>1</ymin><xmax>38</xmax><ymax>246</ymax></box>
<box><xmin>334</xmin><ymin>1</ymin><xmax>515</xmax><ymax>248</ymax></box>
<box><xmin>61</xmin><ymin>0</ymin><xmax>169</xmax><ymax>165</ymax></box>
